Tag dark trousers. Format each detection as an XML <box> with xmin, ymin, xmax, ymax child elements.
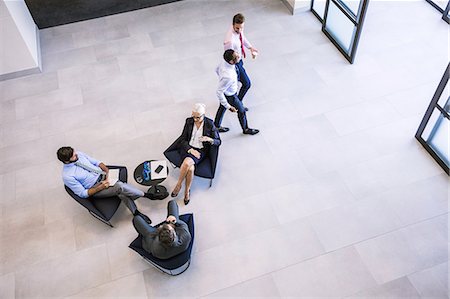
<box><xmin>236</xmin><ymin>60</ymin><xmax>251</xmax><ymax>101</ymax></box>
<box><xmin>214</xmin><ymin>93</ymin><xmax>248</xmax><ymax>131</ymax></box>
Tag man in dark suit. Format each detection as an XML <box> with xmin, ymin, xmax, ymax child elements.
<box><xmin>133</xmin><ymin>200</ymin><xmax>191</xmax><ymax>259</ymax></box>
<box><xmin>170</xmin><ymin>103</ymin><xmax>221</xmax><ymax>204</ymax></box>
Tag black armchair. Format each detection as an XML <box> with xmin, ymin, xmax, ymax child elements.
<box><xmin>64</xmin><ymin>165</ymin><xmax>127</xmax><ymax>227</ymax></box>
<box><xmin>129</xmin><ymin>213</ymin><xmax>195</xmax><ymax>275</ymax></box>
<box><xmin>164</xmin><ymin>136</ymin><xmax>219</xmax><ymax>187</ymax></box>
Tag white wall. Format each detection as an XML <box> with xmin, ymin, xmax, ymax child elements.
<box><xmin>282</xmin><ymin>0</ymin><xmax>311</xmax><ymax>14</ymax></box>
<box><xmin>0</xmin><ymin>0</ymin><xmax>40</xmax><ymax>80</ymax></box>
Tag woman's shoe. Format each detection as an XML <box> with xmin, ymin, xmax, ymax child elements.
<box><xmin>171</xmin><ymin>184</ymin><xmax>181</xmax><ymax>197</ymax></box>
<box><xmin>184</xmin><ymin>190</ymin><xmax>190</xmax><ymax>205</ymax></box>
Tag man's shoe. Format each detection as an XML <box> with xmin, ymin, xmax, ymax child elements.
<box><xmin>218</xmin><ymin>126</ymin><xmax>230</xmax><ymax>133</ymax></box>
<box><xmin>134</xmin><ymin>210</ymin><xmax>152</xmax><ymax>224</ymax></box>
<box><xmin>243</xmin><ymin>128</ymin><xmax>260</xmax><ymax>135</ymax></box>
<box><xmin>244</xmin><ymin>106</ymin><xmax>249</xmax><ymax>111</ymax></box>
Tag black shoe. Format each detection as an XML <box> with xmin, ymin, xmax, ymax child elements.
<box><xmin>218</xmin><ymin>126</ymin><xmax>230</xmax><ymax>133</ymax></box>
<box><xmin>243</xmin><ymin>128</ymin><xmax>259</xmax><ymax>135</ymax></box>
<box><xmin>244</xmin><ymin>106</ymin><xmax>249</xmax><ymax>111</ymax></box>
<box><xmin>135</xmin><ymin>211</ymin><xmax>152</xmax><ymax>224</ymax></box>
<box><xmin>144</xmin><ymin>192</ymin><xmax>154</xmax><ymax>200</ymax></box>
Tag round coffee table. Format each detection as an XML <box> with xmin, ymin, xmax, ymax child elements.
<box><xmin>133</xmin><ymin>160</ymin><xmax>169</xmax><ymax>200</ymax></box>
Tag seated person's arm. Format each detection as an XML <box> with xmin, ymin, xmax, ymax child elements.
<box><xmin>175</xmin><ymin>220</ymin><xmax>192</xmax><ymax>248</ymax></box>
<box><xmin>209</xmin><ymin>124</ymin><xmax>221</xmax><ymax>146</ymax></box>
<box><xmin>65</xmin><ymin>176</ymin><xmax>108</xmax><ymax>198</ymax></box>
<box><xmin>98</xmin><ymin>162</ymin><xmax>109</xmax><ymax>179</ymax></box>
<box><xmin>180</xmin><ymin>120</ymin><xmax>193</xmax><ymax>153</ymax></box>
<box><xmin>87</xmin><ymin>181</ymin><xmax>109</xmax><ymax>197</ymax></box>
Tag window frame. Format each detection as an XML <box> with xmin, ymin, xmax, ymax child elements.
<box><xmin>415</xmin><ymin>63</ymin><xmax>450</xmax><ymax>175</ymax></box>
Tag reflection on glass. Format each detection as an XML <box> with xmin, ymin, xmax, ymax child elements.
<box><xmin>341</xmin><ymin>0</ymin><xmax>361</xmax><ymax>15</ymax></box>
<box><xmin>435</xmin><ymin>0</ymin><xmax>449</xmax><ymax>10</ymax></box>
<box><xmin>422</xmin><ymin>109</ymin><xmax>450</xmax><ymax>167</ymax></box>
<box><xmin>312</xmin><ymin>0</ymin><xmax>327</xmax><ymax>19</ymax></box>
<box><xmin>325</xmin><ymin>0</ymin><xmax>356</xmax><ymax>53</ymax></box>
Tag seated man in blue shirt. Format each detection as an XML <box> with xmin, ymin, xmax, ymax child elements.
<box><xmin>57</xmin><ymin>146</ymin><xmax>153</xmax><ymax>220</ymax></box>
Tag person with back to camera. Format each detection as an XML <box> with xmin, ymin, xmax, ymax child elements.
<box><xmin>170</xmin><ymin>103</ymin><xmax>221</xmax><ymax>205</ymax></box>
<box><xmin>133</xmin><ymin>199</ymin><xmax>191</xmax><ymax>259</ymax></box>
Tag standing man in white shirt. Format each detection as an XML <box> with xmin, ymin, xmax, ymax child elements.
<box><xmin>224</xmin><ymin>13</ymin><xmax>258</xmax><ymax>111</ymax></box>
<box><xmin>214</xmin><ymin>49</ymin><xmax>259</xmax><ymax>135</ymax></box>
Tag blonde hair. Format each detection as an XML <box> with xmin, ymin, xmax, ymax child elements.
<box><xmin>192</xmin><ymin>103</ymin><xmax>206</xmax><ymax>115</ymax></box>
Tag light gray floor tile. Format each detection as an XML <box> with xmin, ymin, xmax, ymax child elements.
<box><xmin>68</xmin><ymin>272</ymin><xmax>148</xmax><ymax>298</ymax></box>
<box><xmin>408</xmin><ymin>262</ymin><xmax>449</xmax><ymax>299</ymax></box>
<box><xmin>41</xmin><ymin>46</ymin><xmax>97</xmax><ymax>72</ymax></box>
<box><xmin>346</xmin><ymin>277</ymin><xmax>421</xmax><ymax>298</ymax></box>
<box><xmin>0</xmin><ymin>272</ymin><xmax>15</xmax><ymax>299</ymax></box>
<box><xmin>0</xmin><ymin>116</ymin><xmax>41</xmax><ymax>148</ymax></box>
<box><xmin>325</xmin><ymin>98</ymin><xmax>402</xmax><ymax>136</ymax></box>
<box><xmin>202</xmin><ymin>274</ymin><xmax>281</xmax><ymax>298</ymax></box>
<box><xmin>272</xmin><ymin>246</ymin><xmax>377</xmax><ymax>297</ymax></box>
<box><xmin>14</xmin><ymin>86</ymin><xmax>84</xmax><ymax>120</ymax></box>
<box><xmin>15</xmin><ymin>245</ymin><xmax>111</xmax><ymax>298</ymax></box>
<box><xmin>0</xmin><ymin>72</ymin><xmax>59</xmax><ymax>102</ymax></box>
<box><xmin>355</xmin><ymin>215</ymin><xmax>448</xmax><ymax>284</ymax></box>
<box><xmin>308</xmin><ymin>195</ymin><xmax>403</xmax><ymax>251</ymax></box>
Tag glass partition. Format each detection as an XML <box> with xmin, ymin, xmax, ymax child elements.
<box><xmin>321</xmin><ymin>0</ymin><xmax>369</xmax><ymax>63</ymax></box>
<box><xmin>311</xmin><ymin>0</ymin><xmax>327</xmax><ymax>21</ymax></box>
<box><xmin>416</xmin><ymin>63</ymin><xmax>450</xmax><ymax>174</ymax></box>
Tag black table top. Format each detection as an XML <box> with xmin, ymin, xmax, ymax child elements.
<box><xmin>133</xmin><ymin>160</ymin><xmax>169</xmax><ymax>187</ymax></box>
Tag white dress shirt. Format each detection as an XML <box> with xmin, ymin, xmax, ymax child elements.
<box><xmin>223</xmin><ymin>25</ymin><xmax>252</xmax><ymax>57</ymax></box>
<box><xmin>215</xmin><ymin>61</ymin><xmax>238</xmax><ymax>109</ymax></box>
<box><xmin>189</xmin><ymin>121</ymin><xmax>204</xmax><ymax>149</ymax></box>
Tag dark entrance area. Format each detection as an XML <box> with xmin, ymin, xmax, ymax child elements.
<box><xmin>25</xmin><ymin>0</ymin><xmax>182</xmax><ymax>29</ymax></box>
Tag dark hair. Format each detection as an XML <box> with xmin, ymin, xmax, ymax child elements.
<box><xmin>233</xmin><ymin>13</ymin><xmax>245</xmax><ymax>24</ymax></box>
<box><xmin>223</xmin><ymin>49</ymin><xmax>235</xmax><ymax>63</ymax></box>
<box><xmin>57</xmin><ymin>146</ymin><xmax>73</xmax><ymax>163</ymax></box>
<box><xmin>158</xmin><ymin>223</ymin><xmax>176</xmax><ymax>247</ymax></box>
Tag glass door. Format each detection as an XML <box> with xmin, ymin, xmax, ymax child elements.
<box><xmin>311</xmin><ymin>0</ymin><xmax>370</xmax><ymax>63</ymax></box>
<box><xmin>416</xmin><ymin>63</ymin><xmax>450</xmax><ymax>174</ymax></box>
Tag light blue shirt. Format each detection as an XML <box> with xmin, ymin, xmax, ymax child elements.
<box><xmin>62</xmin><ymin>151</ymin><xmax>102</xmax><ymax>198</ymax></box>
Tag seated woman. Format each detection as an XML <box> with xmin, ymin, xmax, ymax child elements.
<box><xmin>170</xmin><ymin>103</ymin><xmax>221</xmax><ymax>205</ymax></box>
<box><xmin>133</xmin><ymin>200</ymin><xmax>191</xmax><ymax>259</ymax></box>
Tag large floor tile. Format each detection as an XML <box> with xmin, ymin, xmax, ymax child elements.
<box><xmin>355</xmin><ymin>215</ymin><xmax>448</xmax><ymax>284</ymax></box>
<box><xmin>68</xmin><ymin>272</ymin><xmax>147</xmax><ymax>298</ymax></box>
<box><xmin>272</xmin><ymin>246</ymin><xmax>377</xmax><ymax>297</ymax></box>
<box><xmin>346</xmin><ymin>276</ymin><xmax>421</xmax><ymax>298</ymax></box>
<box><xmin>408</xmin><ymin>262</ymin><xmax>449</xmax><ymax>299</ymax></box>
<box><xmin>15</xmin><ymin>245</ymin><xmax>111</xmax><ymax>298</ymax></box>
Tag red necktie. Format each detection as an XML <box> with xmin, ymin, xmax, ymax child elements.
<box><xmin>239</xmin><ymin>33</ymin><xmax>246</xmax><ymax>59</ymax></box>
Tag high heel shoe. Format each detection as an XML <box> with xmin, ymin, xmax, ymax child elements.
<box><xmin>171</xmin><ymin>184</ymin><xmax>181</xmax><ymax>197</ymax></box>
<box><xmin>184</xmin><ymin>190</ymin><xmax>190</xmax><ymax>205</ymax></box>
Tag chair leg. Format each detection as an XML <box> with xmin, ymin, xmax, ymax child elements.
<box><xmin>89</xmin><ymin>211</ymin><xmax>114</xmax><ymax>227</ymax></box>
<box><xmin>209</xmin><ymin>179</ymin><xmax>213</xmax><ymax>188</ymax></box>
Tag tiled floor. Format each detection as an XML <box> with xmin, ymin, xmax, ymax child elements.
<box><xmin>0</xmin><ymin>0</ymin><xmax>448</xmax><ymax>298</ymax></box>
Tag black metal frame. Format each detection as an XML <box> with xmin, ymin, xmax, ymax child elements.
<box><xmin>311</xmin><ymin>0</ymin><xmax>326</xmax><ymax>22</ymax></box>
<box><xmin>89</xmin><ymin>211</ymin><xmax>114</xmax><ymax>227</ymax></box>
<box><xmin>443</xmin><ymin>1</ymin><xmax>450</xmax><ymax>23</ymax></box>
<box><xmin>415</xmin><ymin>63</ymin><xmax>450</xmax><ymax>175</ymax></box>
<box><xmin>425</xmin><ymin>0</ymin><xmax>450</xmax><ymax>23</ymax></box>
<box><xmin>311</xmin><ymin>0</ymin><xmax>369</xmax><ymax>63</ymax></box>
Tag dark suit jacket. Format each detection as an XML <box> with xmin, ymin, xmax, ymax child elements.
<box><xmin>133</xmin><ymin>216</ymin><xmax>192</xmax><ymax>260</ymax></box>
<box><xmin>177</xmin><ymin>117</ymin><xmax>221</xmax><ymax>154</ymax></box>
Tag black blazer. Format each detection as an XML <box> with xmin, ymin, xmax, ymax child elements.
<box><xmin>178</xmin><ymin>117</ymin><xmax>221</xmax><ymax>154</ymax></box>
